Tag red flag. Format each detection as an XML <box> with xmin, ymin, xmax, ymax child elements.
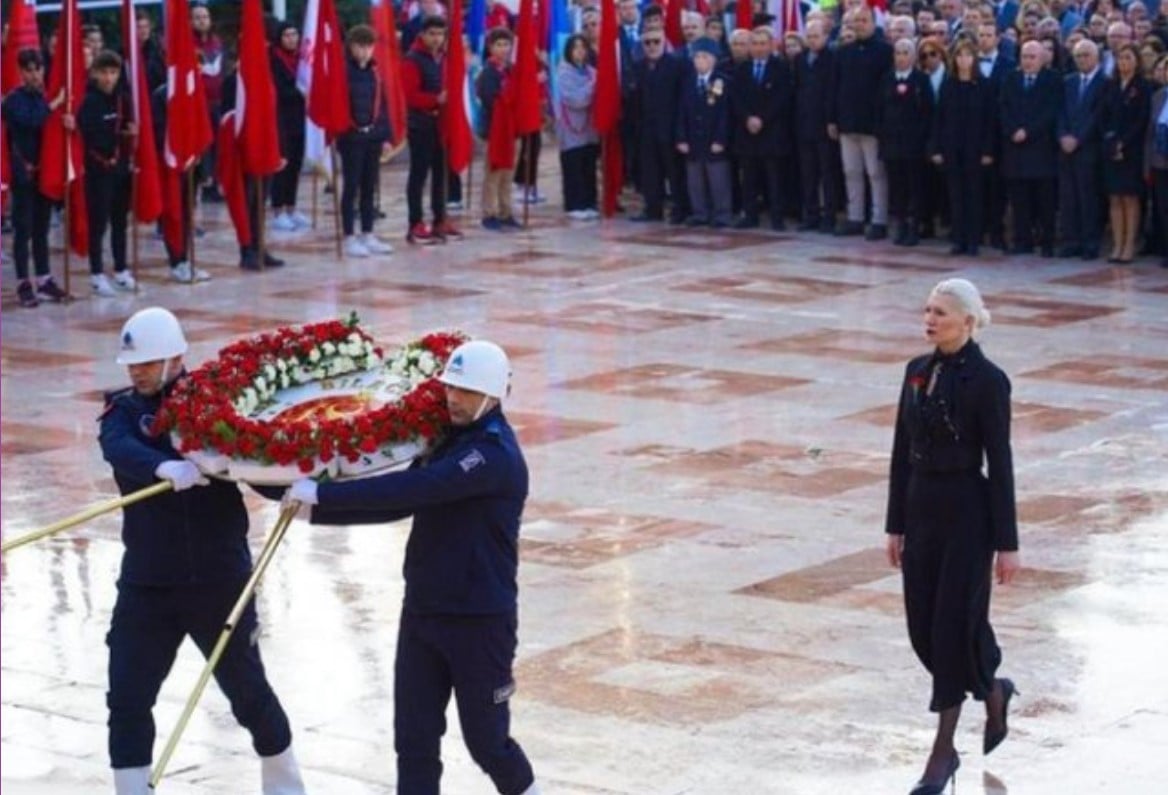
<box><xmin>737</xmin><ymin>0</ymin><xmax>755</xmax><ymax>32</ymax></box>
<box><xmin>165</xmin><ymin>0</ymin><xmax>213</xmax><ymax>169</ymax></box>
<box><xmin>307</xmin><ymin>0</ymin><xmax>352</xmax><ymax>137</ymax></box>
<box><xmin>371</xmin><ymin>0</ymin><xmax>407</xmax><ymax>147</ymax></box>
<box><xmin>39</xmin><ymin>0</ymin><xmax>88</xmax><ymax>256</ymax></box>
<box><xmin>1</xmin><ymin>0</ymin><xmax>39</xmax><ymax>94</ymax></box>
<box><xmin>513</xmin><ymin>0</ymin><xmax>542</xmax><ymax>136</ymax></box>
<box><xmin>665</xmin><ymin>0</ymin><xmax>684</xmax><ymax>49</ymax></box>
<box><xmin>593</xmin><ymin>0</ymin><xmax>623</xmax><ymax>218</ymax></box>
<box><xmin>160</xmin><ymin>164</ymin><xmax>187</xmax><ymax>256</ymax></box>
<box><xmin>442</xmin><ymin>0</ymin><xmax>473</xmax><ymax>172</ymax></box>
<box><xmin>122</xmin><ymin>0</ymin><xmax>163</xmax><ymax>222</ymax></box>
<box><xmin>216</xmin><ymin>111</ymin><xmax>253</xmax><ymax>247</ymax></box>
<box><xmin>236</xmin><ymin>0</ymin><xmax>282</xmax><ymax>176</ymax></box>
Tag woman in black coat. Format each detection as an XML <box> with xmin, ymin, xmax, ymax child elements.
<box><xmin>1103</xmin><ymin>43</ymin><xmax>1153</xmax><ymax>262</ymax></box>
<box><xmin>886</xmin><ymin>278</ymin><xmax>1021</xmax><ymax>795</ymax></box>
<box><xmin>878</xmin><ymin>38</ymin><xmax>934</xmax><ymax>246</ymax></box>
<box><xmin>929</xmin><ymin>39</ymin><xmax>997</xmax><ymax>256</ymax></box>
<box><xmin>270</xmin><ymin>21</ymin><xmax>308</xmax><ymax>230</ymax></box>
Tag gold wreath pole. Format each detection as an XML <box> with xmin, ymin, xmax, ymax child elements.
<box><xmin>1</xmin><ymin>481</ymin><xmax>173</xmax><ymax>554</ymax></box>
<box><xmin>149</xmin><ymin>501</ymin><xmax>300</xmax><ymax>790</ymax></box>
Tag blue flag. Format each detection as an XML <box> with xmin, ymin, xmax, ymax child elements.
<box><xmin>467</xmin><ymin>0</ymin><xmax>486</xmax><ymax>55</ymax></box>
<box><xmin>547</xmin><ymin>0</ymin><xmax>574</xmax><ymax>106</ymax></box>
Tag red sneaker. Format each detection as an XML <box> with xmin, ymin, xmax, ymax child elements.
<box><xmin>407</xmin><ymin>222</ymin><xmax>437</xmax><ymax>245</ymax></box>
<box><xmin>433</xmin><ymin>219</ymin><xmax>463</xmax><ymax>239</ymax></box>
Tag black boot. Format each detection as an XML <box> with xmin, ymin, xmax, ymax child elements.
<box><xmin>902</xmin><ymin>219</ymin><xmax>919</xmax><ymax>247</ymax></box>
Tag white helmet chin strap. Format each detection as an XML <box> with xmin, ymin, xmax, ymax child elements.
<box><xmin>157</xmin><ymin>359</ymin><xmax>172</xmax><ymax>393</ymax></box>
<box><xmin>471</xmin><ymin>394</ymin><xmax>493</xmax><ymax>423</ymax></box>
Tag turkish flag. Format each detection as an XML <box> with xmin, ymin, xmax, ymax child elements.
<box><xmin>306</xmin><ymin>0</ymin><xmax>352</xmax><ymax>138</ymax></box>
<box><xmin>737</xmin><ymin>0</ymin><xmax>754</xmax><ymax>32</ymax></box>
<box><xmin>513</xmin><ymin>0</ymin><xmax>542</xmax><ymax>136</ymax></box>
<box><xmin>216</xmin><ymin>111</ymin><xmax>253</xmax><ymax>247</ymax></box>
<box><xmin>237</xmin><ymin>0</ymin><xmax>282</xmax><ymax>176</ymax></box>
<box><xmin>39</xmin><ymin>0</ymin><xmax>88</xmax><ymax>256</ymax></box>
<box><xmin>665</xmin><ymin>0</ymin><xmax>684</xmax><ymax>49</ymax></box>
<box><xmin>371</xmin><ymin>0</ymin><xmax>408</xmax><ymax>147</ymax></box>
<box><xmin>593</xmin><ymin>0</ymin><xmax>623</xmax><ymax>218</ymax></box>
<box><xmin>1</xmin><ymin>0</ymin><xmax>39</xmax><ymax>95</ymax></box>
<box><xmin>165</xmin><ymin>0</ymin><xmax>213</xmax><ymax>170</ymax></box>
<box><xmin>122</xmin><ymin>0</ymin><xmax>163</xmax><ymax>222</ymax></box>
<box><xmin>442</xmin><ymin>0</ymin><xmax>474</xmax><ymax>172</ymax></box>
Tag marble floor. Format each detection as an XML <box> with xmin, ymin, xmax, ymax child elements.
<box><xmin>3</xmin><ymin>154</ymin><xmax>1168</xmax><ymax>794</ymax></box>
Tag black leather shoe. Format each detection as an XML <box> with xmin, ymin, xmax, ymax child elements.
<box><xmin>865</xmin><ymin>223</ymin><xmax>888</xmax><ymax>241</ymax></box>
<box><xmin>1010</xmin><ymin>244</ymin><xmax>1033</xmax><ymax>255</ymax></box>
<box><xmin>949</xmin><ymin>244</ymin><xmax>968</xmax><ymax>255</ymax></box>
<box><xmin>240</xmin><ymin>253</ymin><xmax>261</xmax><ymax>271</ymax></box>
<box><xmin>1040</xmin><ymin>245</ymin><xmax>1054</xmax><ymax>258</ymax></box>
<box><xmin>684</xmin><ymin>216</ymin><xmax>708</xmax><ymax>227</ymax></box>
<box><xmin>770</xmin><ymin>219</ymin><xmax>786</xmax><ymax>231</ymax></box>
<box><xmin>263</xmin><ymin>253</ymin><xmax>286</xmax><ymax>268</ymax></box>
<box><xmin>984</xmin><ymin>678</ymin><xmax>1018</xmax><ymax>755</ymax></box>
<box><xmin>1058</xmin><ymin>245</ymin><xmax>1082</xmax><ymax>258</ymax></box>
<box><xmin>733</xmin><ymin>217</ymin><xmax>759</xmax><ymax>229</ymax></box>
<box><xmin>1081</xmin><ymin>247</ymin><xmax>1099</xmax><ymax>260</ymax></box>
<box><xmin>819</xmin><ymin>218</ymin><xmax>836</xmax><ymax>234</ymax></box>
<box><xmin>909</xmin><ymin>751</ymin><xmax>960</xmax><ymax>795</ymax></box>
<box><xmin>991</xmin><ymin>235</ymin><xmax>1008</xmax><ymax>251</ymax></box>
<box><xmin>834</xmin><ymin>220</ymin><xmax>864</xmax><ymax>236</ymax></box>
<box><xmin>798</xmin><ymin>219</ymin><xmax>819</xmax><ymax>231</ymax></box>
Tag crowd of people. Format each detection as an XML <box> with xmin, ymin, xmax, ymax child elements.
<box><xmin>7</xmin><ymin>0</ymin><xmax>1168</xmax><ymax>310</ymax></box>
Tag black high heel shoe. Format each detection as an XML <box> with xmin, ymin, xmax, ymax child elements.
<box><xmin>909</xmin><ymin>751</ymin><xmax>960</xmax><ymax>795</ymax></box>
<box><xmin>984</xmin><ymin>678</ymin><xmax>1019</xmax><ymax>755</ymax></box>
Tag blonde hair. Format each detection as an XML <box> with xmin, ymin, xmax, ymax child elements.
<box><xmin>931</xmin><ymin>278</ymin><xmax>992</xmax><ymax>330</ymax></box>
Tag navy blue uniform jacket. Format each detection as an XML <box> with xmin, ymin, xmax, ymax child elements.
<box><xmin>312</xmin><ymin>407</ymin><xmax>528</xmax><ymax>617</ymax></box>
<box><xmin>676</xmin><ymin>72</ymin><xmax>731</xmax><ymax>161</ymax></box>
<box><xmin>98</xmin><ymin>381</ymin><xmax>252</xmax><ymax>586</ymax></box>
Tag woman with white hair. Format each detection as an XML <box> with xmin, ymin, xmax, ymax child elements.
<box><xmin>884</xmin><ymin>279</ymin><xmax>1021</xmax><ymax>795</ymax></box>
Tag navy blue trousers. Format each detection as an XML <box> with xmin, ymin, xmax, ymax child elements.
<box><xmin>106</xmin><ymin>581</ymin><xmax>292</xmax><ymax>768</ymax></box>
<box><xmin>394</xmin><ymin>610</ymin><xmax>534</xmax><ymax>795</ymax></box>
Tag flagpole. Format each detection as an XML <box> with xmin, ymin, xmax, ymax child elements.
<box><xmin>186</xmin><ymin>166</ymin><xmax>197</xmax><ymax>283</ymax></box>
<box><xmin>311</xmin><ymin>167</ymin><xmax>318</xmax><ymax>230</ymax></box>
<box><xmin>466</xmin><ymin>141</ymin><xmax>474</xmax><ymax>214</ymax></box>
<box><xmin>329</xmin><ymin>144</ymin><xmax>342</xmax><ymax>258</ymax></box>
<box><xmin>61</xmin><ymin>0</ymin><xmax>74</xmax><ymax>299</ymax></box>
<box><xmin>601</xmin><ymin>133</ymin><xmax>608</xmax><ymax>220</ymax></box>
<box><xmin>130</xmin><ymin>166</ymin><xmax>140</xmax><ymax>290</ymax></box>
<box><xmin>256</xmin><ymin>177</ymin><xmax>267</xmax><ymax>269</ymax></box>
<box><xmin>522</xmin><ymin>135</ymin><xmax>532</xmax><ymax>229</ymax></box>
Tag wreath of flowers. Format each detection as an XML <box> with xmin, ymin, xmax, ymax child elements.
<box><xmin>155</xmin><ymin>313</ymin><xmax>467</xmax><ymax>474</ymax></box>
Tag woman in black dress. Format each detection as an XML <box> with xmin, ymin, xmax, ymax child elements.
<box><xmin>1103</xmin><ymin>43</ymin><xmax>1152</xmax><ymax>263</ymax></box>
<box><xmin>929</xmin><ymin>39</ymin><xmax>996</xmax><ymax>256</ymax></box>
<box><xmin>885</xmin><ymin>278</ymin><xmax>1022</xmax><ymax>795</ymax></box>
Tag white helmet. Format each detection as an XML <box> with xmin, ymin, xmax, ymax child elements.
<box><xmin>116</xmin><ymin>307</ymin><xmax>189</xmax><ymax>365</ymax></box>
<box><xmin>439</xmin><ymin>340</ymin><xmax>511</xmax><ymax>399</ymax></box>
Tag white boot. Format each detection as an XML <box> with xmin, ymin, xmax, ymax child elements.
<box><xmin>112</xmin><ymin>765</ymin><xmax>150</xmax><ymax>795</ymax></box>
<box><xmin>519</xmin><ymin>782</ymin><xmax>542</xmax><ymax>795</ymax></box>
<box><xmin>261</xmin><ymin>745</ymin><xmax>308</xmax><ymax>795</ymax></box>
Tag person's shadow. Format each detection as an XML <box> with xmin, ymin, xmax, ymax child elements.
<box><xmin>983</xmin><ymin>771</ymin><xmax>1009</xmax><ymax>794</ymax></box>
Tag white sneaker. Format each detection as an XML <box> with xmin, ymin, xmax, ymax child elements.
<box><xmin>113</xmin><ymin>271</ymin><xmax>137</xmax><ymax>291</ymax></box>
<box><xmin>344</xmin><ymin>235</ymin><xmax>370</xmax><ymax>257</ymax></box>
<box><xmin>567</xmin><ymin>209</ymin><xmax>590</xmax><ymax>220</ymax></box>
<box><xmin>290</xmin><ymin>210</ymin><xmax>311</xmax><ymax>229</ymax></box>
<box><xmin>171</xmin><ymin>261</ymin><xmax>211</xmax><ymax>282</ymax></box>
<box><xmin>113</xmin><ymin>765</ymin><xmax>151</xmax><ymax>795</ymax></box>
<box><xmin>362</xmin><ymin>233</ymin><xmax>394</xmax><ymax>254</ymax></box>
<box><xmin>526</xmin><ymin>188</ymin><xmax>547</xmax><ymax>204</ymax></box>
<box><xmin>271</xmin><ymin>213</ymin><xmax>297</xmax><ymax>232</ymax></box>
<box><xmin>261</xmin><ymin>745</ymin><xmax>308</xmax><ymax>795</ymax></box>
<box><xmin>583</xmin><ymin>208</ymin><xmax>601</xmax><ymax>220</ymax></box>
<box><xmin>91</xmin><ymin>273</ymin><xmax>118</xmax><ymax>297</ymax></box>
<box><xmin>445</xmin><ymin>200</ymin><xmax>464</xmax><ymax>212</ymax></box>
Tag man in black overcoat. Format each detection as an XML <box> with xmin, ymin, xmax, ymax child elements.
<box><xmin>1056</xmin><ymin>39</ymin><xmax>1107</xmax><ymax>259</ymax></box>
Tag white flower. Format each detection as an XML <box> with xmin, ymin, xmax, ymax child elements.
<box><xmin>308</xmin><ymin>347</ymin><xmax>321</xmax><ymax>363</ymax></box>
<box><xmin>418</xmin><ymin>351</ymin><xmax>436</xmax><ymax>375</ymax></box>
<box><xmin>348</xmin><ymin>332</ymin><xmax>362</xmax><ymax>344</ymax></box>
<box><xmin>322</xmin><ymin>341</ymin><xmax>337</xmax><ymax>356</ymax></box>
<box><xmin>279</xmin><ymin>373</ymin><xmax>290</xmax><ymax>389</ymax></box>
<box><xmin>264</xmin><ymin>364</ymin><xmax>277</xmax><ymax>381</ymax></box>
<box><xmin>276</xmin><ymin>359</ymin><xmax>288</xmax><ymax>371</ymax></box>
<box><xmin>255</xmin><ymin>377</ymin><xmax>267</xmax><ymax>394</ymax></box>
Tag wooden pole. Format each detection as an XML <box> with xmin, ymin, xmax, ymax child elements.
<box><xmin>149</xmin><ymin>502</ymin><xmax>299</xmax><ymax>790</ymax></box>
<box><xmin>330</xmin><ymin>144</ymin><xmax>342</xmax><ymax>258</ymax></box>
<box><xmin>256</xmin><ymin>177</ymin><xmax>267</xmax><ymax>269</ymax></box>
<box><xmin>186</xmin><ymin>167</ymin><xmax>197</xmax><ymax>282</ymax></box>
<box><xmin>130</xmin><ymin>161</ymin><xmax>140</xmax><ymax>291</ymax></box>
<box><xmin>2</xmin><ymin>482</ymin><xmax>173</xmax><ymax>554</ymax></box>
<box><xmin>465</xmin><ymin>144</ymin><xmax>474</xmax><ymax>215</ymax></box>
<box><xmin>522</xmin><ymin>135</ymin><xmax>532</xmax><ymax>229</ymax></box>
<box><xmin>62</xmin><ymin>5</ymin><xmax>75</xmax><ymax>298</ymax></box>
<box><xmin>311</xmin><ymin>166</ymin><xmax>318</xmax><ymax>230</ymax></box>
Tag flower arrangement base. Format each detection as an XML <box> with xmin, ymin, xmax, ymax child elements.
<box><xmin>337</xmin><ymin>440</ymin><xmax>425</xmax><ymax>478</ymax></box>
<box><xmin>227</xmin><ymin>457</ymin><xmax>339</xmax><ymax>486</ymax></box>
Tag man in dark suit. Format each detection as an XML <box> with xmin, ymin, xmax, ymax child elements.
<box><xmin>978</xmin><ymin>21</ymin><xmax>1016</xmax><ymax>249</ymax></box>
<box><xmin>1057</xmin><ymin>40</ymin><xmax>1107</xmax><ymax>259</ymax></box>
<box><xmin>992</xmin><ymin>0</ymin><xmax>1020</xmax><ymax>33</ymax></box>
<box><xmin>630</xmin><ymin>29</ymin><xmax>687</xmax><ymax>223</ymax></box>
<box><xmin>677</xmin><ymin>38</ymin><xmax>732</xmax><ymax>227</ymax></box>
<box><xmin>1000</xmin><ymin>40</ymin><xmax>1062</xmax><ymax>257</ymax></box>
<box><xmin>618</xmin><ymin>0</ymin><xmax>643</xmax><ymax>191</ymax></box>
<box><xmin>794</xmin><ymin>19</ymin><xmax>839</xmax><ymax>232</ymax></box>
<box><xmin>730</xmin><ymin>26</ymin><xmax>794</xmax><ymax>230</ymax></box>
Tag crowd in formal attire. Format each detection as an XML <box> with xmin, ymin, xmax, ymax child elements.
<box><xmin>8</xmin><ymin>0</ymin><xmax>1168</xmax><ymax>309</ymax></box>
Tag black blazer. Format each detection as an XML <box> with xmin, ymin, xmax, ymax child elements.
<box><xmin>999</xmin><ymin>67</ymin><xmax>1062</xmax><ymax>179</ymax></box>
<box><xmin>829</xmin><ymin>35</ymin><xmax>893</xmax><ymax>134</ymax></box>
<box><xmin>1102</xmin><ymin>75</ymin><xmax>1152</xmax><ymax>161</ymax></box>
<box><xmin>794</xmin><ymin>48</ymin><xmax>835</xmax><ymax>144</ymax></box>
<box><xmin>885</xmin><ymin>341</ymin><xmax>1018</xmax><ymax>553</ymax></box>
<box><xmin>270</xmin><ymin>49</ymin><xmax>306</xmax><ymax>148</ymax></box>
<box><xmin>1057</xmin><ymin>70</ymin><xmax>1107</xmax><ymax>148</ymax></box>
<box><xmin>676</xmin><ymin>71</ymin><xmax>731</xmax><ymax>161</ymax></box>
<box><xmin>929</xmin><ymin>76</ymin><xmax>997</xmax><ymax>166</ymax></box>
<box><xmin>730</xmin><ymin>57</ymin><xmax>794</xmax><ymax>158</ymax></box>
<box><xmin>632</xmin><ymin>54</ymin><xmax>684</xmax><ymax>144</ymax></box>
<box><xmin>876</xmin><ymin>69</ymin><xmax>934</xmax><ymax>160</ymax></box>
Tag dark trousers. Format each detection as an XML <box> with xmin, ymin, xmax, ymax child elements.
<box><xmin>671</xmin><ymin>151</ymin><xmax>692</xmax><ymax>221</ymax></box>
<box><xmin>923</xmin><ymin>159</ymin><xmax>948</xmax><ymax>233</ymax></box>
<box><xmin>560</xmin><ymin>144</ymin><xmax>599</xmax><ymax>211</ymax></box>
<box><xmin>407</xmin><ymin>127</ymin><xmax>447</xmax><ymax>227</ymax></box>
<box><xmin>239</xmin><ymin>177</ymin><xmax>273</xmax><ymax>257</ymax></box>
<box><xmin>798</xmin><ymin>139</ymin><xmax>840</xmax><ymax>222</ymax></box>
<box><xmin>982</xmin><ymin>163</ymin><xmax>1007</xmax><ymax>242</ymax></box>
<box><xmin>620</xmin><ymin>104</ymin><xmax>639</xmax><ymax>188</ymax></box>
<box><xmin>86</xmin><ymin>168</ymin><xmax>131</xmax><ymax>275</ymax></box>
<box><xmin>1009</xmin><ymin>177</ymin><xmax>1057</xmax><ymax>249</ymax></box>
<box><xmin>886</xmin><ymin>156</ymin><xmax>924</xmax><ymax>223</ymax></box>
<box><xmin>10</xmin><ymin>181</ymin><xmax>52</xmax><ymax>280</ymax></box>
<box><xmin>1057</xmin><ymin>149</ymin><xmax>1101</xmax><ymax>250</ymax></box>
<box><xmin>945</xmin><ymin>160</ymin><xmax>984</xmax><ymax>247</ymax></box>
<box><xmin>164</xmin><ymin>172</ymin><xmax>193</xmax><ymax>267</ymax></box>
<box><xmin>686</xmin><ymin>158</ymin><xmax>733</xmax><ymax>225</ymax></box>
<box><xmin>778</xmin><ymin>153</ymin><xmax>801</xmax><ymax>220</ymax></box>
<box><xmin>740</xmin><ymin>154</ymin><xmax>782</xmax><ymax>225</ymax></box>
<box><xmin>638</xmin><ymin>138</ymin><xmax>675</xmax><ymax>219</ymax></box>
<box><xmin>339</xmin><ymin>137</ymin><xmax>381</xmax><ymax>235</ymax></box>
<box><xmin>107</xmin><ymin>582</ymin><xmax>292</xmax><ymax>768</ymax></box>
<box><xmin>448</xmin><ymin>168</ymin><xmax>463</xmax><ymax>203</ymax></box>
<box><xmin>270</xmin><ymin>133</ymin><xmax>305</xmax><ymax>208</ymax></box>
<box><xmin>394</xmin><ymin>610</ymin><xmax>535</xmax><ymax>795</ymax></box>
<box><xmin>728</xmin><ymin>154</ymin><xmax>742</xmax><ymax>215</ymax></box>
<box><xmin>513</xmin><ymin>132</ymin><xmax>541</xmax><ymax>189</ymax></box>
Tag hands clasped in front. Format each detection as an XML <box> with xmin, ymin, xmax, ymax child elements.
<box><xmin>886</xmin><ymin>533</ymin><xmax>1021</xmax><ymax>585</ymax></box>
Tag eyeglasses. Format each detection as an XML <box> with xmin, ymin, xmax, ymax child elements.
<box><xmin>643</xmin><ymin>39</ymin><xmax>664</xmax><ymax>45</ymax></box>
<box><xmin>921</xmin><ymin>51</ymin><xmax>941</xmax><ymax>59</ymax></box>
